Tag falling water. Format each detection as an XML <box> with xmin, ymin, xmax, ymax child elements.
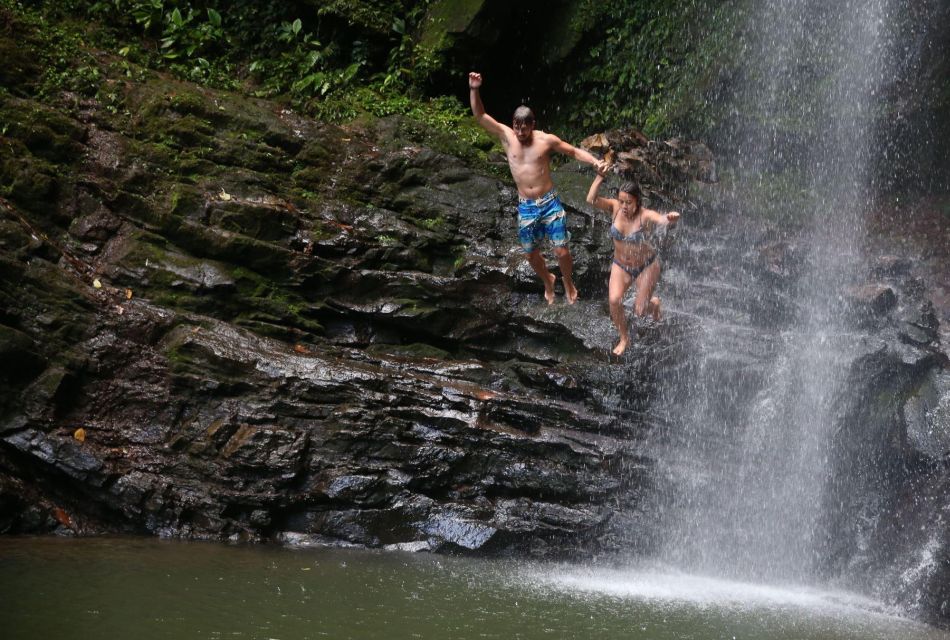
<box><xmin>651</xmin><ymin>0</ymin><xmax>905</xmax><ymax>585</ymax></box>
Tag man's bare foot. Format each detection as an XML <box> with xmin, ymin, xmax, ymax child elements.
<box><xmin>564</xmin><ymin>279</ymin><xmax>579</xmax><ymax>305</ymax></box>
<box><xmin>651</xmin><ymin>296</ymin><xmax>662</xmax><ymax>321</ymax></box>
<box><xmin>543</xmin><ymin>273</ymin><xmax>556</xmax><ymax>305</ymax></box>
<box><xmin>612</xmin><ymin>337</ymin><xmax>629</xmax><ymax>356</ymax></box>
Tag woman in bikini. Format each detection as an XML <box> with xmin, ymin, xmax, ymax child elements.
<box><xmin>587</xmin><ymin>168</ymin><xmax>680</xmax><ymax>355</ymax></box>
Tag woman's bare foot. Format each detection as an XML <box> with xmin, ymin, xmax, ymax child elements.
<box><xmin>650</xmin><ymin>296</ymin><xmax>662</xmax><ymax>321</ymax></box>
<box><xmin>612</xmin><ymin>337</ymin><xmax>629</xmax><ymax>356</ymax></box>
<box><xmin>564</xmin><ymin>279</ymin><xmax>579</xmax><ymax>305</ymax></box>
<box><xmin>544</xmin><ymin>273</ymin><xmax>557</xmax><ymax>304</ymax></box>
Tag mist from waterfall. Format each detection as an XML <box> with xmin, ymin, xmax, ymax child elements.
<box><xmin>649</xmin><ymin>0</ymin><xmax>904</xmax><ymax>585</ymax></box>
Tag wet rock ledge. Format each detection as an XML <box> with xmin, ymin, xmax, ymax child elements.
<box><xmin>0</xmin><ymin>53</ymin><xmax>713</xmax><ymax>556</ymax></box>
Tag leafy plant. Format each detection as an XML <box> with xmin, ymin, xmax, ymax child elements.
<box><xmin>159</xmin><ymin>7</ymin><xmax>223</xmax><ymax>60</ymax></box>
<box><xmin>246</xmin><ymin>16</ymin><xmax>368</xmax><ymax>104</ymax></box>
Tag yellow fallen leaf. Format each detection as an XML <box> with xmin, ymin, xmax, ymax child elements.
<box><xmin>219</xmin><ymin>188</ymin><xmax>231</xmax><ymax>201</ymax></box>
<box><xmin>93</xmin><ymin>279</ymin><xmax>102</xmax><ymax>289</ymax></box>
<box><xmin>74</xmin><ymin>428</ymin><xmax>86</xmax><ymax>442</ymax></box>
<box><xmin>125</xmin><ymin>288</ymin><xmax>133</xmax><ymax>299</ymax></box>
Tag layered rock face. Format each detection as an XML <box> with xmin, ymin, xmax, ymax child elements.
<box><xmin>0</xmin><ymin>57</ymin><xmax>714</xmax><ymax>555</ymax></box>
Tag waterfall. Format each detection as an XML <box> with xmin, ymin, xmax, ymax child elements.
<box><xmin>649</xmin><ymin>0</ymin><xmax>906</xmax><ymax>585</ymax></box>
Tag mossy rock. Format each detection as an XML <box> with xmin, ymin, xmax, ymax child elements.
<box><xmin>168</xmin><ymin>185</ymin><xmax>206</xmax><ymax>219</ymax></box>
<box><xmin>0</xmin><ymin>259</ymin><xmax>97</xmax><ymax>350</ymax></box>
<box><xmin>261</xmin><ymin>130</ymin><xmax>304</xmax><ymax>156</ymax></box>
<box><xmin>206</xmin><ymin>201</ymin><xmax>299</xmax><ymax>242</ymax></box>
<box><xmin>109</xmin><ymin>190</ymin><xmax>180</xmax><ymax>233</ymax></box>
<box><xmin>419</xmin><ymin>0</ymin><xmax>487</xmax><ymax>51</ymax></box>
<box><xmin>167</xmin><ymin>90</ymin><xmax>221</xmax><ymax>121</ymax></box>
<box><xmin>165</xmin><ymin>115</ymin><xmax>216</xmax><ymax>148</ymax></box>
<box><xmin>1</xmin><ymin>99</ymin><xmax>86</xmax><ymax>164</ymax></box>
<box><xmin>291</xmin><ymin>167</ymin><xmax>329</xmax><ymax>191</ymax></box>
<box><xmin>0</xmin><ymin>36</ymin><xmax>42</xmax><ymax>94</ymax></box>
<box><xmin>296</xmin><ymin>140</ymin><xmax>333</xmax><ymax>166</ymax></box>
<box><xmin>175</xmin><ymin>154</ymin><xmax>219</xmax><ymax>180</ymax></box>
<box><xmin>173</xmin><ymin>220</ymin><xmax>295</xmax><ymax>277</ymax></box>
<box><xmin>1</xmin><ymin>155</ymin><xmax>62</xmax><ymax>212</ymax></box>
<box><xmin>207</xmin><ymin>138</ymin><xmax>292</xmax><ymax>174</ymax></box>
<box><xmin>161</xmin><ymin>327</ymin><xmax>257</xmax><ymax>381</ymax></box>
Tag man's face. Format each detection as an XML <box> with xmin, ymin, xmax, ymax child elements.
<box><xmin>512</xmin><ymin>120</ymin><xmax>534</xmax><ymax>144</ymax></box>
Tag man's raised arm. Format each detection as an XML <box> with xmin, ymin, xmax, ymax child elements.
<box><xmin>469</xmin><ymin>72</ymin><xmax>506</xmax><ymax>138</ymax></box>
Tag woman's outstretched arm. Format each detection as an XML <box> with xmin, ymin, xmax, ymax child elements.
<box><xmin>643</xmin><ymin>209</ymin><xmax>681</xmax><ymax>226</ymax></box>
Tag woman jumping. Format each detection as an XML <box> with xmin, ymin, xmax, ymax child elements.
<box><xmin>587</xmin><ymin>168</ymin><xmax>680</xmax><ymax>355</ymax></box>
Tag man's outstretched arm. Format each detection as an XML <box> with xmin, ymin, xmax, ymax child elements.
<box><xmin>469</xmin><ymin>72</ymin><xmax>506</xmax><ymax>139</ymax></box>
<box><xmin>551</xmin><ymin>136</ymin><xmax>606</xmax><ymax>171</ymax></box>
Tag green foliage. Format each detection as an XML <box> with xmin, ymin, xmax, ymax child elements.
<box><xmin>0</xmin><ymin>0</ymin><xmax>102</xmax><ymax>99</ymax></box>
<box><xmin>316</xmin><ymin>0</ymin><xmax>412</xmax><ymax>35</ymax></box>
<box><xmin>88</xmin><ymin>0</ymin><xmax>231</xmax><ymax>85</ymax></box>
<box><xmin>381</xmin><ymin>2</ymin><xmax>441</xmax><ymax>90</ymax></box>
<box><xmin>313</xmin><ymin>86</ymin><xmax>487</xmax><ymax>145</ymax></box>
<box><xmin>247</xmin><ymin>18</ymin><xmax>365</xmax><ymax>102</ymax></box>
<box><xmin>159</xmin><ymin>7</ymin><xmax>224</xmax><ymax>60</ymax></box>
<box><xmin>559</xmin><ymin>0</ymin><xmax>744</xmax><ymax>138</ymax></box>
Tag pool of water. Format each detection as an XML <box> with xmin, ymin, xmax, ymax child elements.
<box><xmin>1</xmin><ymin>537</ymin><xmax>946</xmax><ymax>640</ymax></box>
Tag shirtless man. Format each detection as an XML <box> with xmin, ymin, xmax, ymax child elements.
<box><xmin>469</xmin><ymin>71</ymin><xmax>605</xmax><ymax>304</ymax></box>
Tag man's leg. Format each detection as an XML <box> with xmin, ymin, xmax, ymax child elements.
<box><xmin>553</xmin><ymin>246</ymin><xmax>578</xmax><ymax>304</ymax></box>
<box><xmin>526</xmin><ymin>249</ymin><xmax>557</xmax><ymax>304</ymax></box>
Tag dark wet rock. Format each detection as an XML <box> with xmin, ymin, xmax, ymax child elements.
<box><xmin>904</xmin><ymin>369</ymin><xmax>950</xmax><ymax>460</ymax></box>
<box><xmin>845</xmin><ymin>283</ymin><xmax>898</xmax><ymax>317</ymax></box>
<box><xmin>755</xmin><ymin>240</ymin><xmax>807</xmax><ymax>284</ymax></box>
<box><xmin>872</xmin><ymin>255</ymin><xmax>913</xmax><ymax>278</ymax></box>
<box><xmin>816</xmin><ymin>333</ymin><xmax>950</xmax><ymax>622</ymax></box>
<box><xmin>420</xmin><ymin>509</ymin><xmax>497</xmax><ymax>550</ymax></box>
<box><xmin>580</xmin><ymin>129</ymin><xmax>718</xmax><ymax>188</ymax></box>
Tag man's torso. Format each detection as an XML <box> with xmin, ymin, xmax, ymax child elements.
<box><xmin>504</xmin><ymin>130</ymin><xmax>555</xmax><ymax>200</ymax></box>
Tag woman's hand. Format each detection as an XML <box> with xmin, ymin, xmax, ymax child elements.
<box><xmin>666</xmin><ymin>212</ymin><xmax>680</xmax><ymax>225</ymax></box>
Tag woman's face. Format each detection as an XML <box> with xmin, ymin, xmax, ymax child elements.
<box><xmin>618</xmin><ymin>192</ymin><xmax>638</xmax><ymax>217</ymax></box>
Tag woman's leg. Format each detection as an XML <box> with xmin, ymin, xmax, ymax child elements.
<box><xmin>633</xmin><ymin>259</ymin><xmax>662</xmax><ymax>320</ymax></box>
<box><xmin>608</xmin><ymin>262</ymin><xmax>633</xmax><ymax>355</ymax></box>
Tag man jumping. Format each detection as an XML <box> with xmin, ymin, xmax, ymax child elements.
<box><xmin>469</xmin><ymin>71</ymin><xmax>605</xmax><ymax>304</ymax></box>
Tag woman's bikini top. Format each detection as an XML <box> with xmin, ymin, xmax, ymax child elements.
<box><xmin>609</xmin><ymin>212</ymin><xmax>648</xmax><ymax>245</ymax></box>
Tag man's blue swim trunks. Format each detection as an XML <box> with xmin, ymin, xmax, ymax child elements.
<box><xmin>517</xmin><ymin>189</ymin><xmax>569</xmax><ymax>254</ymax></box>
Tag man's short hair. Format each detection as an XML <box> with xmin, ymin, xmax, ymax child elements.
<box><xmin>512</xmin><ymin>105</ymin><xmax>535</xmax><ymax>124</ymax></box>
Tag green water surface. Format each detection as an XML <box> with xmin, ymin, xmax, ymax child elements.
<box><xmin>0</xmin><ymin>537</ymin><xmax>946</xmax><ymax>640</ymax></box>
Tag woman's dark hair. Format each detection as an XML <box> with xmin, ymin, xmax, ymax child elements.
<box><xmin>618</xmin><ymin>181</ymin><xmax>642</xmax><ymax>215</ymax></box>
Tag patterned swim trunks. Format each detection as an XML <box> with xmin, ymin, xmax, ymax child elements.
<box><xmin>516</xmin><ymin>189</ymin><xmax>569</xmax><ymax>254</ymax></box>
